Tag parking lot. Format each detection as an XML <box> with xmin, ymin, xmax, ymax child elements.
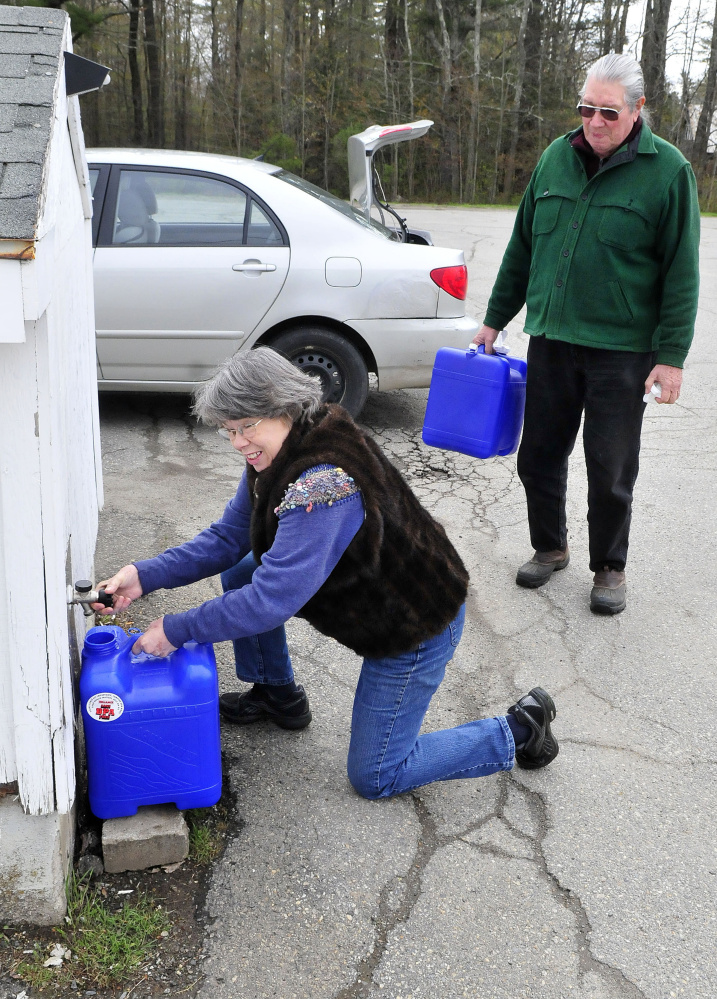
<box><xmin>95</xmin><ymin>207</ymin><xmax>717</xmax><ymax>999</ymax></box>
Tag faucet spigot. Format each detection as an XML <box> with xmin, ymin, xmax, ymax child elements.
<box><xmin>68</xmin><ymin>580</ymin><xmax>114</xmax><ymax>617</ymax></box>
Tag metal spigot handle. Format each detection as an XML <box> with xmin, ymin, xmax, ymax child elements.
<box><xmin>68</xmin><ymin>581</ymin><xmax>114</xmax><ymax>616</ymax></box>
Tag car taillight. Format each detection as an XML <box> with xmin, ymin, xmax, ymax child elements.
<box><xmin>430</xmin><ymin>265</ymin><xmax>468</xmax><ymax>300</ymax></box>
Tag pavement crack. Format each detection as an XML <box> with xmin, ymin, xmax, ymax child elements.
<box><xmin>508</xmin><ymin>779</ymin><xmax>649</xmax><ymax>998</ymax></box>
<box><xmin>565</xmin><ymin>675</ymin><xmax>689</xmax><ymax>744</ymax></box>
<box><xmin>331</xmin><ymin>794</ymin><xmax>441</xmax><ymax>999</ymax></box>
<box><xmin>559</xmin><ymin>735</ymin><xmax>717</xmax><ymax>766</ymax></box>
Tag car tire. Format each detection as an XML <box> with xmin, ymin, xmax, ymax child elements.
<box><xmin>267</xmin><ymin>327</ymin><xmax>369</xmax><ymax>417</ymax></box>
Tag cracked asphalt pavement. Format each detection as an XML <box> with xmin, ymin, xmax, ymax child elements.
<box><xmin>95</xmin><ymin>208</ymin><xmax>717</xmax><ymax>999</ymax></box>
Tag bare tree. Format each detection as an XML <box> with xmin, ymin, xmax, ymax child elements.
<box><xmin>503</xmin><ymin>0</ymin><xmax>531</xmax><ymax>199</ymax></box>
<box><xmin>233</xmin><ymin>0</ymin><xmax>245</xmax><ymax>153</ymax></box>
<box><xmin>694</xmin><ymin>0</ymin><xmax>717</xmax><ymax>160</ymax></box>
<box><xmin>466</xmin><ymin>0</ymin><xmax>482</xmax><ymax>202</ymax></box>
<box><xmin>144</xmin><ymin>0</ymin><xmax>164</xmax><ymax>146</ymax></box>
<box><xmin>210</xmin><ymin>0</ymin><xmax>221</xmax><ymax>145</ymax></box>
<box><xmin>385</xmin><ymin>0</ymin><xmax>404</xmax><ymax>197</ymax></box>
<box><xmin>616</xmin><ymin>0</ymin><xmax>632</xmax><ymax>52</ymax></box>
<box><xmin>641</xmin><ymin>0</ymin><xmax>673</xmax><ymax>131</ymax></box>
<box><xmin>282</xmin><ymin>0</ymin><xmax>298</xmax><ymax>134</ymax></box>
<box><xmin>404</xmin><ymin>0</ymin><xmax>416</xmax><ymax>197</ymax></box>
<box><xmin>128</xmin><ymin>0</ymin><xmax>143</xmax><ymax>144</ymax></box>
<box><xmin>491</xmin><ymin>35</ymin><xmax>508</xmax><ymax>202</ymax></box>
<box><xmin>600</xmin><ymin>0</ymin><xmax>632</xmax><ymax>53</ymax></box>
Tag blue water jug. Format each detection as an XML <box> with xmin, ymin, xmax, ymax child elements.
<box><xmin>80</xmin><ymin>625</ymin><xmax>222</xmax><ymax>820</ymax></box>
<box><xmin>422</xmin><ymin>345</ymin><xmax>528</xmax><ymax>459</ymax></box>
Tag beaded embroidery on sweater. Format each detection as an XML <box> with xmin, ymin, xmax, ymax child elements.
<box><xmin>274</xmin><ymin>464</ymin><xmax>360</xmax><ymax>517</ymax></box>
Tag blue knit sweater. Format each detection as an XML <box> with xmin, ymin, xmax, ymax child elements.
<box><xmin>134</xmin><ymin>467</ymin><xmax>365</xmax><ymax>648</ymax></box>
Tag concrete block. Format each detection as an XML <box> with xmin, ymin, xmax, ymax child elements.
<box><xmin>102</xmin><ymin>805</ymin><xmax>189</xmax><ymax>873</ymax></box>
<box><xmin>0</xmin><ymin>796</ymin><xmax>74</xmax><ymax>925</ymax></box>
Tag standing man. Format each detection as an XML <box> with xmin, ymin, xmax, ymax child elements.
<box><xmin>474</xmin><ymin>52</ymin><xmax>700</xmax><ymax>614</ymax></box>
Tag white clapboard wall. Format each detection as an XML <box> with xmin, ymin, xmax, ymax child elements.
<box><xmin>0</xmin><ymin>24</ymin><xmax>102</xmax><ymax>816</ymax></box>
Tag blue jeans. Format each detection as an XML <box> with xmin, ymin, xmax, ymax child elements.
<box><xmin>222</xmin><ymin>558</ymin><xmax>514</xmax><ymax>799</ymax></box>
<box><xmin>221</xmin><ymin>553</ymin><xmax>294</xmax><ymax>685</ymax></box>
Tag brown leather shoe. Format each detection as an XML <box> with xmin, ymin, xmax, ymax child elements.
<box><xmin>516</xmin><ymin>548</ymin><xmax>570</xmax><ymax>589</ymax></box>
<box><xmin>590</xmin><ymin>567</ymin><xmax>626</xmax><ymax>615</ymax></box>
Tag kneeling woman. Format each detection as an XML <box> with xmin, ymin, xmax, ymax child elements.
<box><xmin>96</xmin><ymin>347</ymin><xmax>558</xmax><ymax>799</ymax></box>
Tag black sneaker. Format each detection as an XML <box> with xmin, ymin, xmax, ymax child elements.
<box><xmin>219</xmin><ymin>684</ymin><xmax>312</xmax><ymax>730</ymax></box>
<box><xmin>507</xmin><ymin>687</ymin><xmax>559</xmax><ymax>769</ymax></box>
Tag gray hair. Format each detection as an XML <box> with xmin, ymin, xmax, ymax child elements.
<box><xmin>193</xmin><ymin>346</ymin><xmax>324</xmax><ymax>426</ymax></box>
<box><xmin>580</xmin><ymin>53</ymin><xmax>652</xmax><ymax>126</ymax></box>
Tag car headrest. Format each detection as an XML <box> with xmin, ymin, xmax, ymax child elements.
<box><xmin>117</xmin><ymin>188</ymin><xmax>150</xmax><ymax>227</ymax></box>
<box><xmin>128</xmin><ymin>176</ymin><xmax>158</xmax><ymax>215</ymax></box>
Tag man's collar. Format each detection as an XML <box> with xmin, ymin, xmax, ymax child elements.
<box><xmin>636</xmin><ymin>121</ymin><xmax>656</xmax><ymax>154</ymax></box>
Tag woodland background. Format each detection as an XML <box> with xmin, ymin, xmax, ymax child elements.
<box><xmin>4</xmin><ymin>0</ymin><xmax>717</xmax><ymax>207</ymax></box>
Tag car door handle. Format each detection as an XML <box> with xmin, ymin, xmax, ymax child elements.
<box><xmin>232</xmin><ymin>262</ymin><xmax>277</xmax><ymax>273</ymax></box>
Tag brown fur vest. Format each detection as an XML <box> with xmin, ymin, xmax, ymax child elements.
<box><xmin>246</xmin><ymin>405</ymin><xmax>469</xmax><ymax>658</ymax></box>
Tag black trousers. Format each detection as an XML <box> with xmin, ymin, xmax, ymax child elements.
<box><xmin>517</xmin><ymin>336</ymin><xmax>656</xmax><ymax>573</ymax></box>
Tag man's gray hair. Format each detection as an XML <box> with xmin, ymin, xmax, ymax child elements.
<box><xmin>193</xmin><ymin>346</ymin><xmax>324</xmax><ymax>426</ymax></box>
<box><xmin>580</xmin><ymin>52</ymin><xmax>652</xmax><ymax>125</ymax></box>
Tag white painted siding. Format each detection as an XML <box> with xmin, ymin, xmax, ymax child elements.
<box><xmin>0</xmin><ymin>25</ymin><xmax>102</xmax><ymax>816</ymax></box>
<box><xmin>0</xmin><ymin>262</ymin><xmax>25</xmax><ymax>342</ymax></box>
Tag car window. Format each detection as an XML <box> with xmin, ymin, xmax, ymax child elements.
<box><xmin>88</xmin><ymin>165</ymin><xmax>110</xmax><ymax>247</ymax></box>
<box><xmin>112</xmin><ymin>170</ymin><xmax>247</xmax><ymax>246</ymax></box>
<box><xmin>274</xmin><ymin>170</ymin><xmax>395</xmax><ymax>240</ymax></box>
<box><xmin>247</xmin><ymin>200</ymin><xmax>283</xmax><ymax>245</ymax></box>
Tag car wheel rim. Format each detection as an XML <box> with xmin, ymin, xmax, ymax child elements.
<box><xmin>290</xmin><ymin>350</ymin><xmax>345</xmax><ymax>404</ymax></box>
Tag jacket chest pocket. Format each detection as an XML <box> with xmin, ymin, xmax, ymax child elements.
<box><xmin>532</xmin><ymin>195</ymin><xmax>563</xmax><ymax>235</ymax></box>
<box><xmin>597</xmin><ymin>205</ymin><xmax>655</xmax><ymax>251</ymax></box>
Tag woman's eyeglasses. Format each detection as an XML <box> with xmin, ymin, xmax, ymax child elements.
<box><xmin>576</xmin><ymin>102</ymin><xmax>626</xmax><ymax>122</ymax></box>
<box><xmin>217</xmin><ymin>419</ymin><xmax>263</xmax><ymax>441</ymax></box>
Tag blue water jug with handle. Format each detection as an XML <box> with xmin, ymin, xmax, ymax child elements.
<box><xmin>422</xmin><ymin>338</ymin><xmax>528</xmax><ymax>459</ymax></box>
<box><xmin>81</xmin><ymin>625</ymin><xmax>222</xmax><ymax>820</ymax></box>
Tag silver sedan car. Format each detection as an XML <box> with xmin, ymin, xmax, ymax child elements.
<box><xmin>87</xmin><ymin>126</ymin><xmax>477</xmax><ymax>415</ymax></box>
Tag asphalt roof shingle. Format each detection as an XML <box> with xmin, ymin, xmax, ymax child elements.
<box><xmin>0</xmin><ymin>7</ymin><xmax>67</xmax><ymax>240</ymax></box>
<box><xmin>0</xmin><ymin>52</ymin><xmax>30</xmax><ymax>77</ymax></box>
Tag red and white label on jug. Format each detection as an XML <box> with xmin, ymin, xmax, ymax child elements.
<box><xmin>87</xmin><ymin>692</ymin><xmax>124</xmax><ymax>722</ymax></box>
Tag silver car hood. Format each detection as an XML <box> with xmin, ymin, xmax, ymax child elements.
<box><xmin>347</xmin><ymin>120</ymin><xmax>433</xmax><ymax>220</ymax></box>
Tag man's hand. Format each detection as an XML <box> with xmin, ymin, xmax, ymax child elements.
<box><xmin>132</xmin><ymin>618</ymin><xmax>177</xmax><ymax>658</ymax></box>
<box><xmin>471</xmin><ymin>325</ymin><xmax>501</xmax><ymax>355</ymax></box>
<box><xmin>91</xmin><ymin>564</ymin><xmax>143</xmax><ymax>613</ymax></box>
<box><xmin>645</xmin><ymin>364</ymin><xmax>683</xmax><ymax>405</ymax></box>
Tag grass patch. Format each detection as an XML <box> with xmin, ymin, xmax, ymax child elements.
<box><xmin>13</xmin><ymin>872</ymin><xmax>169</xmax><ymax>991</ymax></box>
<box><xmin>186</xmin><ymin>806</ymin><xmax>227</xmax><ymax>864</ymax></box>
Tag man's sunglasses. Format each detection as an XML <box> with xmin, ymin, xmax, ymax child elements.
<box><xmin>576</xmin><ymin>102</ymin><xmax>626</xmax><ymax>122</ymax></box>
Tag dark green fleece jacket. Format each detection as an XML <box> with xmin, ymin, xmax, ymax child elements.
<box><xmin>484</xmin><ymin>124</ymin><xmax>700</xmax><ymax>367</ymax></box>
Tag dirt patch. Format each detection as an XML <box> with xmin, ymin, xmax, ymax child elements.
<box><xmin>0</xmin><ymin>775</ymin><xmax>237</xmax><ymax>999</ymax></box>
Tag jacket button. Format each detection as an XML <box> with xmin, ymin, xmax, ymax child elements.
<box><xmin>543</xmin><ymin>189</ymin><xmax>549</xmax><ymax>196</ymax></box>
<box><xmin>582</xmin><ymin>193</ymin><xmax>588</xmax><ymax>201</ymax></box>
<box><xmin>556</xmin><ymin>279</ymin><xmax>563</xmax><ymax>287</ymax></box>
<box><xmin>563</xmin><ymin>250</ymin><xmax>569</xmax><ymax>257</ymax></box>
<box><xmin>572</xmin><ymin>221</ymin><xmax>579</xmax><ymax>229</ymax></box>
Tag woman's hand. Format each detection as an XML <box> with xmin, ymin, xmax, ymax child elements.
<box><xmin>132</xmin><ymin>618</ymin><xmax>177</xmax><ymax>657</ymax></box>
<box><xmin>91</xmin><ymin>564</ymin><xmax>143</xmax><ymax>613</ymax></box>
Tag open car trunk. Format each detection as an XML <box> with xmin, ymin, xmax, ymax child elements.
<box><xmin>347</xmin><ymin>120</ymin><xmax>434</xmax><ymax>245</ymax></box>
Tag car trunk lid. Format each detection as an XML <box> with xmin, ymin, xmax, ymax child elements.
<box><xmin>348</xmin><ymin>120</ymin><xmax>433</xmax><ymax>223</ymax></box>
